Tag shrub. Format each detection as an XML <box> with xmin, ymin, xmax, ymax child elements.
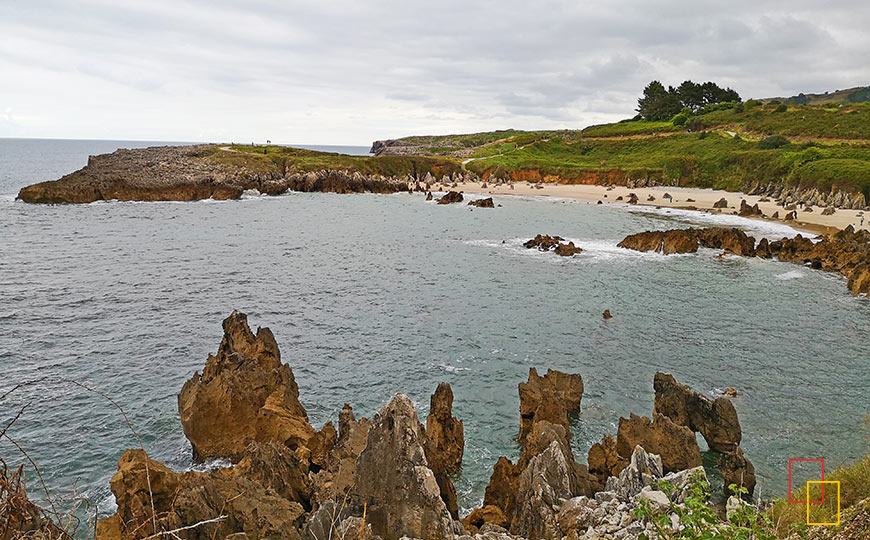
<box><xmin>734</xmin><ymin>102</ymin><xmax>745</xmax><ymax>113</ymax></box>
<box><xmin>686</xmin><ymin>117</ymin><xmax>706</xmax><ymax>132</ymax></box>
<box><xmin>775</xmin><ymin>103</ymin><xmax>788</xmax><ymax>113</ymax></box>
<box><xmin>757</xmin><ymin>135</ymin><xmax>790</xmax><ymax>149</ymax></box>
<box><xmin>745</xmin><ymin>99</ymin><xmax>762</xmax><ymax>109</ymax></box>
<box><xmin>672</xmin><ymin>113</ymin><xmax>689</xmax><ymax>127</ymax></box>
<box><xmin>769</xmin><ymin>99</ymin><xmax>783</xmax><ymax>105</ymax></box>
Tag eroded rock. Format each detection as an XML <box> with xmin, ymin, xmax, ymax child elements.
<box><xmin>615</xmin><ymin>413</ymin><xmax>702</xmax><ymax>473</ymax></box>
<box><xmin>518</xmin><ymin>368</ymin><xmax>584</xmax><ymax>443</ymax></box>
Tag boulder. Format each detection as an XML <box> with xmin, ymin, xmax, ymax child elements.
<box><xmin>437</xmin><ymin>191</ymin><xmax>464</xmax><ymax>204</ymax></box>
<box><xmin>554</xmin><ymin>241</ymin><xmax>582</xmax><ymax>257</ymax></box>
<box><xmin>425</xmin><ymin>382</ymin><xmax>464</xmax><ymax>475</ymax></box>
<box><xmin>461</xmin><ymin>505</ymin><xmax>510</xmax><ymax>534</ymax></box>
<box><xmin>713</xmin><ymin>197</ymin><xmax>728</xmax><ymax>208</ymax></box>
<box><xmin>178</xmin><ymin>311</ymin><xmax>313</xmax><ymax>462</ymax></box>
<box><xmin>425</xmin><ymin>192</ymin><xmax>433</xmax><ymax>201</ymax></box>
<box><xmin>653</xmin><ymin>372</ymin><xmax>741</xmax><ymax>453</ymax></box>
<box><xmin>468</xmin><ymin>197</ymin><xmax>495</xmax><ymax>208</ymax></box>
<box><xmin>615</xmin><ymin>413</ymin><xmax>702</xmax><ymax>473</ymax></box>
<box><xmin>738</xmin><ymin>200</ymin><xmax>762</xmax><ymax>216</ymax></box>
<box><xmin>351</xmin><ymin>393</ymin><xmax>454</xmax><ymax>540</ymax></box>
<box><xmin>518</xmin><ymin>368</ymin><xmax>584</xmax><ymax>443</ymax></box>
<box><xmin>524</xmin><ymin>235</ymin><xmax>582</xmax><ymax>257</ymax></box>
<box><xmin>696</xmin><ymin>227</ymin><xmax>756</xmax><ymax>256</ymax></box>
<box><xmin>822</xmin><ymin>206</ymin><xmax>836</xmax><ymax>216</ymax></box>
<box><xmin>602</xmin><ymin>309</ymin><xmax>613</xmax><ymax>319</ymax></box>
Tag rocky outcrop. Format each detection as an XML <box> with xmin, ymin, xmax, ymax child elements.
<box><xmin>744</xmin><ymin>179</ymin><xmax>869</xmax><ymax>210</ymax></box>
<box><xmin>511</xmin><ymin>441</ymin><xmax>574</xmax><ymax>540</ymax></box>
<box><xmin>619</xmin><ymin>226</ymin><xmax>870</xmax><ymax>296</ymax></box>
<box><xmin>518</xmin><ymin>368</ymin><xmax>584</xmax><ymax>443</ymax></box>
<box><xmin>713</xmin><ymin>197</ymin><xmax>729</xmax><ymax>208</ymax></box>
<box><xmin>461</xmin><ymin>505</ymin><xmax>510</xmax><ymax>534</ymax></box>
<box><xmin>718</xmin><ymin>446</ymin><xmax>757</xmax><ymax>499</ymax></box>
<box><xmin>425</xmin><ymin>382</ymin><xmax>464</xmax><ymax>475</ymax></box>
<box><xmin>483</xmin><ymin>456</ymin><xmax>521</xmax><ymax>519</ymax></box>
<box><xmin>351</xmin><ymin>393</ymin><xmax>454</xmax><ymax>540</ymax></box>
<box><xmin>97</xmin><ymin>448</ymin><xmax>308</xmax><ymax>540</ymax></box>
<box><xmin>653</xmin><ymin>372</ymin><xmax>741</xmax><ymax>453</ymax></box>
<box><xmin>178</xmin><ymin>311</ymin><xmax>313</xmax><ymax>462</ymax></box>
<box><xmin>523</xmin><ymin>235</ymin><xmax>582</xmax><ymax>256</ymax></box>
<box><xmin>16</xmin><ymin>146</ymin><xmax>267</xmax><ymax>204</ymax></box>
<box><xmin>437</xmin><ymin>190</ymin><xmax>464</xmax><ymax>204</ymax></box>
<box><xmin>615</xmin><ymin>413</ymin><xmax>702</xmax><ymax>473</ymax></box>
<box><xmin>468</xmin><ymin>197</ymin><xmax>495</xmax><ymax>208</ymax></box>
<box><xmin>284</xmin><ymin>170</ymin><xmax>407</xmax><ymax>194</ymax></box>
<box><xmin>587</xmin><ymin>434</ymin><xmax>626</xmax><ymax>484</ymax></box>
<box><xmin>739</xmin><ymin>199</ymin><xmax>762</xmax><ymax>216</ymax></box>
<box><xmin>617</xmin><ymin>229</ymin><xmax>699</xmax><ymax>254</ymax></box>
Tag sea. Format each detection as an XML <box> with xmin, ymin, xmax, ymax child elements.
<box><xmin>0</xmin><ymin>138</ymin><xmax>868</xmax><ymax>526</ymax></box>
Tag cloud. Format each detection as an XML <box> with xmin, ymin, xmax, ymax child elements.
<box><xmin>0</xmin><ymin>0</ymin><xmax>867</xmax><ymax>143</ymax></box>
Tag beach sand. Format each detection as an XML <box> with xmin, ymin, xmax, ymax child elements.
<box><xmin>449</xmin><ymin>181</ymin><xmax>868</xmax><ymax>236</ymax></box>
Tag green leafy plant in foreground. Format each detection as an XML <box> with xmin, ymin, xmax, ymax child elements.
<box><xmin>633</xmin><ymin>472</ymin><xmax>776</xmax><ymax>540</ymax></box>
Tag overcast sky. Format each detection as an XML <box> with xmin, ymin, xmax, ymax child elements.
<box><xmin>1</xmin><ymin>1</ymin><xmax>868</xmax><ymax>145</ymax></box>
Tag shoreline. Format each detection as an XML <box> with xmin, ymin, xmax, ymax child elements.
<box><xmin>454</xmin><ymin>181</ymin><xmax>867</xmax><ymax>237</ymax></box>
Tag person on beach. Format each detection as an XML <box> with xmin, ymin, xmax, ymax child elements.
<box><xmin>861</xmin><ymin>216</ymin><xmax>865</xmax><ymax>227</ymax></box>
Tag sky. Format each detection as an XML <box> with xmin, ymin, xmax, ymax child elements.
<box><xmin>1</xmin><ymin>1</ymin><xmax>868</xmax><ymax>145</ymax></box>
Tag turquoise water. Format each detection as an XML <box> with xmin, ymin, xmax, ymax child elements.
<box><xmin>0</xmin><ymin>139</ymin><xmax>868</xmax><ymax>522</ymax></box>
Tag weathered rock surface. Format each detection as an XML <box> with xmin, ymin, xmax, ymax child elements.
<box><xmin>713</xmin><ymin>197</ymin><xmax>729</xmax><ymax>208</ymax></box>
<box><xmin>178</xmin><ymin>311</ymin><xmax>312</xmax><ymax>461</ymax></box>
<box><xmin>738</xmin><ymin>199</ymin><xmax>762</xmax><ymax>216</ymax></box>
<box><xmin>1</xmin><ymin>463</ymin><xmax>72</xmax><ymax>540</ymax></box>
<box><xmin>518</xmin><ymin>368</ymin><xmax>584</xmax><ymax>443</ymax></box>
<box><xmin>511</xmin><ymin>441</ymin><xmax>574</xmax><ymax>540</ymax></box>
<box><xmin>438</xmin><ymin>190</ymin><xmax>464</xmax><ymax>204</ymax></box>
<box><xmin>615</xmin><ymin>413</ymin><xmax>702</xmax><ymax>473</ymax></box>
<box><xmin>98</xmin><ymin>448</ymin><xmax>307</xmax><ymax>540</ymax></box>
<box><xmin>351</xmin><ymin>393</ymin><xmax>454</xmax><ymax>540</ymax></box>
<box><xmin>284</xmin><ymin>170</ymin><xmax>407</xmax><ymax>194</ymax></box>
<box><xmin>425</xmin><ymin>382</ymin><xmax>464</xmax><ymax>475</ymax></box>
<box><xmin>617</xmin><ymin>229</ymin><xmax>699</xmax><ymax>254</ymax></box>
<box><xmin>587</xmin><ymin>434</ymin><xmax>626</xmax><ymax>484</ymax></box>
<box><xmin>469</xmin><ymin>197</ymin><xmax>495</xmax><ymax>208</ymax></box>
<box><xmin>604</xmin><ymin>446</ymin><xmax>664</xmax><ymax>501</ymax></box>
<box><xmin>718</xmin><ymin>446</ymin><xmax>757</xmax><ymax>499</ymax></box>
<box><xmin>653</xmin><ymin>372</ymin><xmax>741</xmax><ymax>453</ymax></box>
<box><xmin>16</xmin><ymin>146</ymin><xmax>269</xmax><ymax>204</ymax></box>
<box><xmin>461</xmin><ymin>505</ymin><xmax>511</xmax><ymax>534</ymax></box>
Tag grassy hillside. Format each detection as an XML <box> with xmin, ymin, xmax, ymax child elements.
<box><xmin>763</xmin><ymin>85</ymin><xmax>870</xmax><ymax>105</ymax></box>
<box><xmin>212</xmin><ymin>101</ymin><xmax>870</xmax><ymax>201</ymax></box>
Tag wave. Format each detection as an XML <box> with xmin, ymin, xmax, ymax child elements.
<box><xmin>627</xmin><ymin>205</ymin><xmax>808</xmax><ymax>239</ymax></box>
<box><xmin>464</xmin><ymin>237</ymin><xmax>683</xmax><ymax>263</ymax></box>
<box><xmin>438</xmin><ymin>363</ymin><xmax>471</xmax><ymax>373</ymax></box>
<box><xmin>775</xmin><ymin>270</ymin><xmax>806</xmax><ymax>281</ymax></box>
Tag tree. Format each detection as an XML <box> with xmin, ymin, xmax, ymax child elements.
<box><xmin>676</xmin><ymin>80</ymin><xmax>704</xmax><ymax>111</ymax></box>
<box><xmin>637</xmin><ymin>81</ymin><xmax>682</xmax><ymax>121</ymax></box>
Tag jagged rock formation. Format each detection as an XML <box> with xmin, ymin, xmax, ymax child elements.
<box><xmin>517</xmin><ymin>368</ymin><xmax>584</xmax><ymax>443</ymax></box>
<box><xmin>177</xmin><ymin>311</ymin><xmax>313</xmax><ymax>461</ymax></box>
<box><xmin>744</xmin><ymin>179</ymin><xmax>868</xmax><ymax>210</ymax></box>
<box><xmin>587</xmin><ymin>434</ymin><xmax>626</xmax><ymax>484</ymax></box>
<box><xmin>739</xmin><ymin>199</ymin><xmax>762</xmax><ymax>216</ymax></box>
<box><xmin>17</xmin><ymin>146</ymin><xmax>267</xmax><ymax>204</ymax></box>
<box><xmin>283</xmin><ymin>170</ymin><xmax>408</xmax><ymax>194</ymax></box>
<box><xmin>653</xmin><ymin>372</ymin><xmax>741</xmax><ymax>453</ymax></box>
<box><xmin>351</xmin><ymin>393</ymin><xmax>455</xmax><ymax>540</ymax></box>
<box><xmin>523</xmin><ymin>235</ymin><xmax>582</xmax><ymax>256</ymax></box>
<box><xmin>615</xmin><ymin>413</ymin><xmax>702</xmax><ymax>473</ymax></box>
<box><xmin>425</xmin><ymin>382</ymin><xmax>464</xmax><ymax>475</ymax></box>
<box><xmin>713</xmin><ymin>197</ymin><xmax>729</xmax><ymax>208</ymax></box>
<box><xmin>468</xmin><ymin>197</ymin><xmax>495</xmax><ymax>208</ymax></box>
<box><xmin>97</xmin><ymin>447</ymin><xmax>309</xmax><ymax>540</ymax></box>
<box><xmin>618</xmin><ymin>226</ymin><xmax>870</xmax><ymax>296</ymax></box>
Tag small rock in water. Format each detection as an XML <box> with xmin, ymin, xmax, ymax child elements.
<box><xmin>724</xmin><ymin>387</ymin><xmax>738</xmax><ymax>397</ymax></box>
<box><xmin>603</xmin><ymin>310</ymin><xmax>613</xmax><ymax>319</ymax></box>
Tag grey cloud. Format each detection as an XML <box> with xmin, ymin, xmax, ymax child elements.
<box><xmin>0</xmin><ymin>0</ymin><xmax>867</xmax><ymax>143</ymax></box>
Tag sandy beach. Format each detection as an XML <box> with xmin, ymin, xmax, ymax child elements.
<box><xmin>451</xmin><ymin>181</ymin><xmax>868</xmax><ymax>236</ymax></box>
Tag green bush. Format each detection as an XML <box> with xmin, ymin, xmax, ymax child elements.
<box><xmin>745</xmin><ymin>99</ymin><xmax>762</xmax><ymax>109</ymax></box>
<box><xmin>775</xmin><ymin>104</ymin><xmax>788</xmax><ymax>113</ymax></box>
<box><xmin>757</xmin><ymin>135</ymin><xmax>790</xmax><ymax>149</ymax></box>
<box><xmin>686</xmin><ymin>117</ymin><xmax>706</xmax><ymax>132</ymax></box>
<box><xmin>672</xmin><ymin>113</ymin><xmax>689</xmax><ymax>127</ymax></box>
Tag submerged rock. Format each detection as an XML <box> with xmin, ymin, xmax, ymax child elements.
<box><xmin>468</xmin><ymin>197</ymin><xmax>495</xmax><ymax>208</ymax></box>
<box><xmin>617</xmin><ymin>229</ymin><xmax>699</xmax><ymax>255</ymax></box>
<box><xmin>523</xmin><ymin>235</ymin><xmax>582</xmax><ymax>257</ymax></box>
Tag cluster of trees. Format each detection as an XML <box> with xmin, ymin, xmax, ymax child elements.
<box><xmin>637</xmin><ymin>80</ymin><xmax>741</xmax><ymax>121</ymax></box>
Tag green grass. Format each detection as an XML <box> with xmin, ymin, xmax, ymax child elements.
<box><xmin>769</xmin><ymin>451</ymin><xmax>870</xmax><ymax>537</ymax></box>
<box><xmin>206</xmin><ymin>145</ymin><xmax>463</xmax><ymax>179</ymax></box>
<box><xmin>699</xmin><ymin>103</ymin><xmax>870</xmax><ymax>139</ymax></box>
<box><xmin>580</xmin><ymin>120</ymin><xmax>679</xmax><ymax>137</ymax></box>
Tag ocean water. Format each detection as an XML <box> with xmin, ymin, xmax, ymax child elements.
<box><xmin>0</xmin><ymin>139</ymin><xmax>868</xmax><ymax>524</ymax></box>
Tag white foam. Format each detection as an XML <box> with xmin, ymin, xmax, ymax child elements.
<box><xmin>464</xmin><ymin>236</ymin><xmax>681</xmax><ymax>264</ymax></box>
<box><xmin>776</xmin><ymin>270</ymin><xmax>806</xmax><ymax>281</ymax></box>
<box><xmin>627</xmin><ymin>205</ymin><xmax>808</xmax><ymax>240</ymax></box>
<box><xmin>438</xmin><ymin>363</ymin><xmax>470</xmax><ymax>373</ymax></box>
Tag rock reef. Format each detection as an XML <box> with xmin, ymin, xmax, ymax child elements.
<box><xmin>618</xmin><ymin>226</ymin><xmax>870</xmax><ymax>296</ymax></box>
<box><xmin>523</xmin><ymin>235</ymin><xmax>582</xmax><ymax>257</ymax></box>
